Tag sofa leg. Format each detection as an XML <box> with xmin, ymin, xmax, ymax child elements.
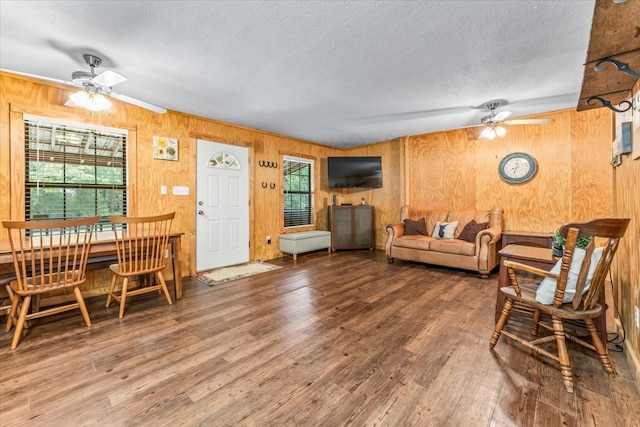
<box><xmin>387</xmin><ymin>257</ymin><xmax>394</xmax><ymax>263</ymax></box>
<box><xmin>479</xmin><ymin>273</ymin><xmax>489</xmax><ymax>279</ymax></box>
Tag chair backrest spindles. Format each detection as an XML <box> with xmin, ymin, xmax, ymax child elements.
<box><xmin>556</xmin><ymin>218</ymin><xmax>630</xmax><ymax>311</ymax></box>
<box><xmin>2</xmin><ymin>217</ymin><xmax>99</xmax><ymax>294</ymax></box>
<box><xmin>109</xmin><ymin>213</ymin><xmax>175</xmax><ymax>276</ymax></box>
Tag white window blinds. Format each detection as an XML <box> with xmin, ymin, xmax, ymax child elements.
<box><xmin>24</xmin><ymin>118</ymin><xmax>128</xmax><ymax>227</ymax></box>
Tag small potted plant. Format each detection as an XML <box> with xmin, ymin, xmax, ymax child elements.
<box><xmin>552</xmin><ymin>230</ymin><xmax>565</xmax><ymax>257</ymax></box>
<box><xmin>552</xmin><ymin>229</ymin><xmax>592</xmax><ymax>257</ymax></box>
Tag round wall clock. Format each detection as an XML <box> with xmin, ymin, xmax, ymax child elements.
<box><xmin>498</xmin><ymin>152</ymin><xmax>537</xmax><ymax>184</ymax></box>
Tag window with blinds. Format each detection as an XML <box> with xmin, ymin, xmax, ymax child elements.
<box><xmin>283</xmin><ymin>156</ymin><xmax>314</xmax><ymax>228</ymax></box>
<box><xmin>24</xmin><ymin>118</ymin><xmax>128</xmax><ymax>228</ymax></box>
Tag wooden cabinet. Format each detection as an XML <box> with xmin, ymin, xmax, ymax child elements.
<box><xmin>329</xmin><ymin>205</ymin><xmax>374</xmax><ymax>251</ymax></box>
<box><xmin>501</xmin><ymin>230</ymin><xmax>553</xmax><ymax>248</ymax></box>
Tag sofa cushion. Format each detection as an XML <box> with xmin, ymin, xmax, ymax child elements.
<box><xmin>393</xmin><ymin>235</ymin><xmax>432</xmax><ymax>250</ymax></box>
<box><xmin>447</xmin><ymin>210</ymin><xmax>491</xmax><ymax>237</ymax></box>
<box><xmin>429</xmin><ymin>239</ymin><xmax>476</xmax><ymax>256</ymax></box>
<box><xmin>458</xmin><ymin>219</ymin><xmax>489</xmax><ymax>242</ymax></box>
<box><xmin>432</xmin><ymin>221</ymin><xmax>458</xmax><ymax>239</ymax></box>
<box><xmin>424</xmin><ymin>211</ymin><xmax>448</xmax><ymax>236</ymax></box>
<box><xmin>404</xmin><ymin>217</ymin><xmax>427</xmax><ymax>236</ymax></box>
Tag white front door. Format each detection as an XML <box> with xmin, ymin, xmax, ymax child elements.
<box><xmin>196</xmin><ymin>139</ymin><xmax>249</xmax><ymax>271</ymax></box>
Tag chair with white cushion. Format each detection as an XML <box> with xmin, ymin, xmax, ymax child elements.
<box><xmin>490</xmin><ymin>218</ymin><xmax>629</xmax><ymax>393</ymax></box>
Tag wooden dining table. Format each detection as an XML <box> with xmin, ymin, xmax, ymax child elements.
<box><xmin>0</xmin><ymin>231</ymin><xmax>185</xmax><ymax>300</ymax></box>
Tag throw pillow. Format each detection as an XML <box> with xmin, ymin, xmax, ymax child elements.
<box><xmin>404</xmin><ymin>217</ymin><xmax>427</xmax><ymax>236</ymax></box>
<box><xmin>431</xmin><ymin>221</ymin><xmax>458</xmax><ymax>239</ymax></box>
<box><xmin>535</xmin><ymin>247</ymin><xmax>604</xmax><ymax>305</ymax></box>
<box><xmin>458</xmin><ymin>220</ymin><xmax>489</xmax><ymax>242</ymax></box>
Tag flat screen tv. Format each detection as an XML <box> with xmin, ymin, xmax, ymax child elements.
<box><xmin>327</xmin><ymin>156</ymin><xmax>382</xmax><ymax>189</ymax></box>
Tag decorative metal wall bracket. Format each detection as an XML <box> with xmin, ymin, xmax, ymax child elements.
<box><xmin>594</xmin><ymin>57</ymin><xmax>640</xmax><ymax>79</ymax></box>
<box><xmin>586</xmin><ymin>96</ymin><xmax>634</xmax><ymax>113</ymax></box>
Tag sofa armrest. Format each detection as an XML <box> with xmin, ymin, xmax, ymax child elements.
<box><xmin>476</xmin><ymin>226</ymin><xmax>502</xmax><ymax>246</ymax></box>
<box><xmin>385</xmin><ymin>223</ymin><xmax>404</xmax><ymax>257</ymax></box>
<box><xmin>476</xmin><ymin>226</ymin><xmax>502</xmax><ymax>275</ymax></box>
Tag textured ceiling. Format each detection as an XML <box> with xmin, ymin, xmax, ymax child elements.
<box><xmin>0</xmin><ymin>1</ymin><xmax>596</xmax><ymax>148</ymax></box>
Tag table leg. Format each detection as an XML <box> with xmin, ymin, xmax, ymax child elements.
<box><xmin>171</xmin><ymin>236</ymin><xmax>183</xmax><ymax>300</ymax></box>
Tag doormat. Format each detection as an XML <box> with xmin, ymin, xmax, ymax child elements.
<box><xmin>193</xmin><ymin>261</ymin><xmax>282</xmax><ymax>286</ymax></box>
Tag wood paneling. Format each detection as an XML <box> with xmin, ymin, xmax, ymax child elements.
<box><xmin>340</xmin><ymin>138</ymin><xmax>404</xmax><ymax>249</ymax></box>
<box><xmin>613</xmin><ymin>82</ymin><xmax>640</xmax><ymax>384</ymax></box>
<box><xmin>571</xmin><ymin>108</ymin><xmax>614</xmax><ymax>220</ymax></box>
<box><xmin>405</xmin><ymin>109</ymin><xmax>613</xmax><ymax>233</ymax></box>
<box><xmin>0</xmin><ymin>72</ymin><xmax>397</xmax><ymax>274</ymax></box>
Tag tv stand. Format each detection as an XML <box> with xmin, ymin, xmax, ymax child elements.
<box><xmin>329</xmin><ymin>205</ymin><xmax>374</xmax><ymax>251</ymax></box>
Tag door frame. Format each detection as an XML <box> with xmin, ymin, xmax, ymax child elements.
<box><xmin>192</xmin><ymin>137</ymin><xmax>254</xmax><ymax>274</ymax></box>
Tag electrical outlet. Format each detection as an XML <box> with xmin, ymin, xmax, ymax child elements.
<box><xmin>635</xmin><ymin>306</ymin><xmax>640</xmax><ymax>329</ymax></box>
<box><xmin>266</xmin><ymin>235</ymin><xmax>271</xmax><ymax>244</ymax></box>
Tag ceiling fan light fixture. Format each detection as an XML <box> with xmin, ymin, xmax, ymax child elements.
<box><xmin>69</xmin><ymin>90</ymin><xmax>112</xmax><ymax>111</ymax></box>
<box><xmin>479</xmin><ymin>126</ymin><xmax>497</xmax><ymax>140</ymax></box>
<box><xmin>495</xmin><ymin>125</ymin><xmax>507</xmax><ymax>137</ymax></box>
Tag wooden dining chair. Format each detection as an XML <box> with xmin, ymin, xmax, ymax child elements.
<box><xmin>490</xmin><ymin>218</ymin><xmax>630</xmax><ymax>393</ymax></box>
<box><xmin>106</xmin><ymin>212</ymin><xmax>175</xmax><ymax>318</ymax></box>
<box><xmin>2</xmin><ymin>216</ymin><xmax>99</xmax><ymax>350</ymax></box>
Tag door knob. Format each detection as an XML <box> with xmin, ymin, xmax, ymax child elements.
<box><xmin>198</xmin><ymin>210</ymin><xmax>204</xmax><ymax>215</ymax></box>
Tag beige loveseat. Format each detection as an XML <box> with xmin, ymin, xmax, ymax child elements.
<box><xmin>385</xmin><ymin>206</ymin><xmax>503</xmax><ymax>278</ymax></box>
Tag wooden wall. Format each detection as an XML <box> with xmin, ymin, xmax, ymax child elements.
<box><xmin>613</xmin><ymin>82</ymin><xmax>640</xmax><ymax>384</ymax></box>
<box><xmin>0</xmin><ymin>72</ymin><xmax>353</xmax><ymax>276</ymax></box>
<box><xmin>404</xmin><ymin>109</ymin><xmax>613</xmax><ymax>232</ymax></box>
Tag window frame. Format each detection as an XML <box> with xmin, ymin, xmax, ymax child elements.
<box><xmin>283</xmin><ymin>155</ymin><xmax>315</xmax><ymax>229</ymax></box>
<box><xmin>22</xmin><ymin>114</ymin><xmax>129</xmax><ymax>228</ymax></box>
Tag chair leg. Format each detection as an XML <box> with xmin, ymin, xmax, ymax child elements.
<box><xmin>73</xmin><ymin>286</ymin><xmax>92</xmax><ymax>327</ymax></box>
<box><xmin>106</xmin><ymin>275</ymin><xmax>118</xmax><ymax>307</ymax></box>
<box><xmin>5</xmin><ymin>289</ymin><xmax>19</xmax><ymax>332</ymax></box>
<box><xmin>584</xmin><ymin>318</ymin><xmax>615</xmax><ymax>376</ymax></box>
<box><xmin>490</xmin><ymin>298</ymin><xmax>513</xmax><ymax>349</ymax></box>
<box><xmin>531</xmin><ymin>308</ymin><xmax>541</xmax><ymax>337</ymax></box>
<box><xmin>118</xmin><ymin>278</ymin><xmax>129</xmax><ymax>319</ymax></box>
<box><xmin>156</xmin><ymin>272</ymin><xmax>173</xmax><ymax>305</ymax></box>
<box><xmin>551</xmin><ymin>317</ymin><xmax>574</xmax><ymax>393</ymax></box>
<box><xmin>11</xmin><ymin>295</ymin><xmax>31</xmax><ymax>350</ymax></box>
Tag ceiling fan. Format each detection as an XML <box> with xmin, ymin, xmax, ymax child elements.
<box><xmin>11</xmin><ymin>53</ymin><xmax>167</xmax><ymax>114</ymax></box>
<box><xmin>476</xmin><ymin>100</ymin><xmax>550</xmax><ymax>139</ymax></box>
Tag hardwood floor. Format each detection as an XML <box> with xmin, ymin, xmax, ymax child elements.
<box><xmin>1</xmin><ymin>250</ymin><xmax>638</xmax><ymax>426</ymax></box>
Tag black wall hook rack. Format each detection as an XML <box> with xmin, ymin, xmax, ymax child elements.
<box><xmin>586</xmin><ymin>96</ymin><xmax>634</xmax><ymax>113</ymax></box>
<box><xmin>259</xmin><ymin>160</ymin><xmax>278</xmax><ymax>168</ymax></box>
<box><xmin>595</xmin><ymin>57</ymin><xmax>640</xmax><ymax>79</ymax></box>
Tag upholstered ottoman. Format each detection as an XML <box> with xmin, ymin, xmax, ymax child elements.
<box><xmin>279</xmin><ymin>230</ymin><xmax>332</xmax><ymax>260</ymax></box>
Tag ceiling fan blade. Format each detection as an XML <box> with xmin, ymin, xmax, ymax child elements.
<box><xmin>505</xmin><ymin>118</ymin><xmax>551</xmax><ymax>125</ymax></box>
<box><xmin>92</xmin><ymin>69</ymin><xmax>128</xmax><ymax>87</ymax></box>
<box><xmin>492</xmin><ymin>111</ymin><xmax>513</xmax><ymax>122</ymax></box>
<box><xmin>109</xmin><ymin>92</ymin><xmax>167</xmax><ymax>114</ymax></box>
